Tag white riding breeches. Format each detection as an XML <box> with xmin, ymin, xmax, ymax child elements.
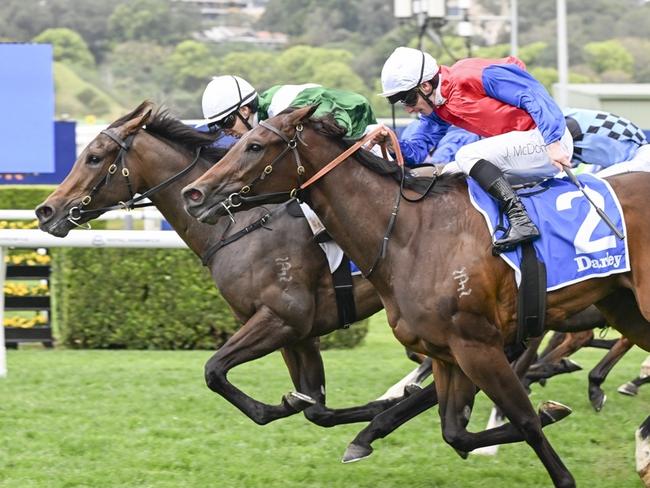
<box><xmin>596</xmin><ymin>144</ymin><xmax>650</xmax><ymax>178</ymax></box>
<box><xmin>299</xmin><ymin>202</ymin><xmax>344</xmax><ymax>273</ymax></box>
<box><xmin>455</xmin><ymin>128</ymin><xmax>574</xmax><ymax>183</ymax></box>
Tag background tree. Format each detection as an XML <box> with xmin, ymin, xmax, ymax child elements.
<box><xmin>108</xmin><ymin>0</ymin><xmax>199</xmax><ymax>46</ymax></box>
<box><xmin>164</xmin><ymin>41</ymin><xmax>217</xmax><ymax>92</ymax></box>
<box><xmin>105</xmin><ymin>42</ymin><xmax>172</xmax><ymax>108</ymax></box>
<box><xmin>33</xmin><ymin>28</ymin><xmax>95</xmax><ymax>70</ymax></box>
<box><xmin>583</xmin><ymin>40</ymin><xmax>634</xmax><ymax>76</ymax></box>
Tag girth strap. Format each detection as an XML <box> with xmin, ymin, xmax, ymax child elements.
<box><xmin>332</xmin><ymin>254</ymin><xmax>356</xmax><ymax>328</ymax></box>
<box><xmin>517</xmin><ymin>242</ymin><xmax>547</xmax><ymax>344</ymax></box>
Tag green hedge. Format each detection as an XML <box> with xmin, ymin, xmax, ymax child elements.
<box><xmin>50</xmin><ymin>247</ymin><xmax>367</xmax><ymax>350</ymax></box>
<box><xmin>1</xmin><ymin>185</ymin><xmax>367</xmax><ymax>350</ymax></box>
<box><xmin>50</xmin><ymin>248</ymin><xmax>238</xmax><ymax>349</ymax></box>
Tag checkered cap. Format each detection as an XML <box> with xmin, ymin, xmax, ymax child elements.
<box><xmin>585</xmin><ymin>111</ymin><xmax>646</xmax><ymax>144</ymax></box>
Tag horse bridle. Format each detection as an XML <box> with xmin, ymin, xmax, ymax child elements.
<box><xmin>67</xmin><ymin>128</ymin><xmax>203</xmax><ymax>225</ymax></box>
<box><xmin>215</xmin><ymin>120</ymin><xmax>406</xmax><ymax>278</ymax></box>
<box><xmin>217</xmin><ymin>119</ymin><xmax>307</xmax><ymax>221</ymax></box>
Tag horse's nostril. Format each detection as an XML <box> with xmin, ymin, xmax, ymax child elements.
<box><xmin>185</xmin><ymin>188</ymin><xmax>204</xmax><ymax>203</ymax></box>
<box><xmin>35</xmin><ymin>205</ymin><xmax>54</xmax><ymax>221</ymax></box>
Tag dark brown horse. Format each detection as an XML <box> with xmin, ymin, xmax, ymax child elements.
<box><xmin>34</xmin><ymin>101</ymin><xmax>412</xmax><ymax>428</ymax></box>
<box><xmin>182</xmin><ymin>105</ymin><xmax>650</xmax><ymax>488</ymax></box>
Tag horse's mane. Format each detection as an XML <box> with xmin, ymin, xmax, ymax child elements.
<box><xmin>110</xmin><ymin>101</ymin><xmax>228</xmax><ymax>162</ymax></box>
<box><xmin>305</xmin><ymin>112</ymin><xmax>466</xmax><ymax>196</ymax></box>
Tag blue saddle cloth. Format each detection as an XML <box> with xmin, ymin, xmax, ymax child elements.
<box><xmin>350</xmin><ymin>260</ymin><xmax>362</xmax><ymax>276</ymax></box>
<box><xmin>467</xmin><ymin>174</ymin><xmax>629</xmax><ymax>291</ymax></box>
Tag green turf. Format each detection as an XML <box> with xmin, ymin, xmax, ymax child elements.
<box><xmin>1</xmin><ymin>314</ymin><xmax>647</xmax><ymax>487</ymax></box>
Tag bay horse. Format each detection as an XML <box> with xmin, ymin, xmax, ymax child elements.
<box><xmin>34</xmin><ymin>101</ymin><xmax>413</xmax><ymax>428</ymax></box>
<box><xmin>181</xmin><ymin>105</ymin><xmax>650</xmax><ymax>488</ymax></box>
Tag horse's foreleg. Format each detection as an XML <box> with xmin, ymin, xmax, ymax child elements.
<box><xmin>587</xmin><ymin>336</ymin><xmax>633</xmax><ymax>411</ymax></box>
<box><xmin>281</xmin><ymin>338</ymin><xmax>408</xmax><ymax>427</ymax></box>
<box><xmin>204</xmin><ymin>306</ymin><xmax>314</xmax><ymax>425</ymax></box>
<box><xmin>447</xmin><ymin>320</ymin><xmax>575</xmax><ymax>488</ymax></box>
<box><xmin>430</xmin><ymin>359</ymin><xmax>568</xmax><ymax>454</ymax></box>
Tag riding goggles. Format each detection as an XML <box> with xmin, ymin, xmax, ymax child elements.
<box><xmin>211</xmin><ymin>112</ymin><xmax>238</xmax><ymax>131</ymax></box>
<box><xmin>388</xmin><ymin>88</ymin><xmax>420</xmax><ymax>107</ymax></box>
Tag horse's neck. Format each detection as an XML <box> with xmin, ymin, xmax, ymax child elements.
<box><xmin>138</xmin><ymin>153</ymin><xmax>230</xmax><ymax>258</ymax></box>
<box><xmin>303</xmin><ymin>148</ymin><xmax>411</xmax><ymax>280</ymax></box>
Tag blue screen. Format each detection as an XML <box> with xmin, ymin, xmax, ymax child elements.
<box><xmin>0</xmin><ymin>44</ymin><xmax>55</xmax><ymax>172</ymax></box>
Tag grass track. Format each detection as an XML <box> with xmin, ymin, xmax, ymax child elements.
<box><xmin>1</xmin><ymin>314</ymin><xmax>647</xmax><ymax>488</ymax></box>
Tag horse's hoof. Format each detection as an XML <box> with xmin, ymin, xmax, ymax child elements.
<box><xmin>454</xmin><ymin>448</ymin><xmax>469</xmax><ymax>460</ymax></box>
<box><xmin>618</xmin><ymin>382</ymin><xmax>639</xmax><ymax>396</ymax></box>
<box><xmin>590</xmin><ymin>392</ymin><xmax>607</xmax><ymax>412</ymax></box>
<box><xmin>560</xmin><ymin>358</ymin><xmax>582</xmax><ymax>373</ymax></box>
<box><xmin>283</xmin><ymin>391</ymin><xmax>316</xmax><ymax>411</ymax></box>
<box><xmin>539</xmin><ymin>400</ymin><xmax>572</xmax><ymax>424</ymax></box>
<box><xmin>342</xmin><ymin>443</ymin><xmax>373</xmax><ymax>463</ymax></box>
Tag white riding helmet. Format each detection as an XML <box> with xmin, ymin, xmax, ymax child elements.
<box><xmin>379</xmin><ymin>47</ymin><xmax>438</xmax><ymax>100</ymax></box>
<box><xmin>201</xmin><ymin>75</ymin><xmax>258</xmax><ymax>124</ymax></box>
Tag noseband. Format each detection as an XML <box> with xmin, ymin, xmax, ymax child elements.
<box><xmin>68</xmin><ymin>128</ymin><xmax>203</xmax><ymax>225</ymax></box>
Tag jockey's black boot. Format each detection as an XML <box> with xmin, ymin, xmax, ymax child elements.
<box><xmin>469</xmin><ymin>159</ymin><xmax>540</xmax><ymax>253</ymax></box>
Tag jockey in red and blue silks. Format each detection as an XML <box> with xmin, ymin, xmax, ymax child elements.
<box><xmin>376</xmin><ymin>47</ymin><xmax>573</xmax><ymax>254</ymax></box>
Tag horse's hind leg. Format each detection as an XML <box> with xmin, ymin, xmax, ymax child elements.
<box><xmin>587</xmin><ymin>336</ymin><xmax>633</xmax><ymax>411</ymax></box>
<box><xmin>204</xmin><ymin>306</ymin><xmax>315</xmax><ymax>425</ymax></box>
<box><xmin>279</xmin><ymin>339</ymin><xmax>408</xmax><ymax>427</ymax></box>
<box><xmin>342</xmin><ymin>382</ymin><xmax>439</xmax><ymax>463</ymax></box>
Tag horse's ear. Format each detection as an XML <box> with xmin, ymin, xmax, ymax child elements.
<box><xmin>123</xmin><ymin>107</ymin><xmax>153</xmax><ymax>135</ymax></box>
<box><xmin>286</xmin><ymin>104</ymin><xmax>319</xmax><ymax>127</ymax></box>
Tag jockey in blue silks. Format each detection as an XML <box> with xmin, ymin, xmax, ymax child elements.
<box><xmin>563</xmin><ymin>107</ymin><xmax>650</xmax><ymax>177</ymax></box>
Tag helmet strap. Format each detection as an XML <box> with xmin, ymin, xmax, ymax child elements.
<box><xmin>415</xmin><ymin>50</ymin><xmax>435</xmax><ymax>111</ymax></box>
<box><xmin>236</xmin><ymin>109</ymin><xmax>253</xmax><ymax>131</ymax></box>
<box><xmin>418</xmin><ymin>84</ymin><xmax>435</xmax><ymax>111</ymax></box>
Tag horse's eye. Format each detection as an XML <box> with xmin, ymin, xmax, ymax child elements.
<box><xmin>87</xmin><ymin>155</ymin><xmax>101</xmax><ymax>165</ymax></box>
<box><xmin>247</xmin><ymin>143</ymin><xmax>263</xmax><ymax>152</ymax></box>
